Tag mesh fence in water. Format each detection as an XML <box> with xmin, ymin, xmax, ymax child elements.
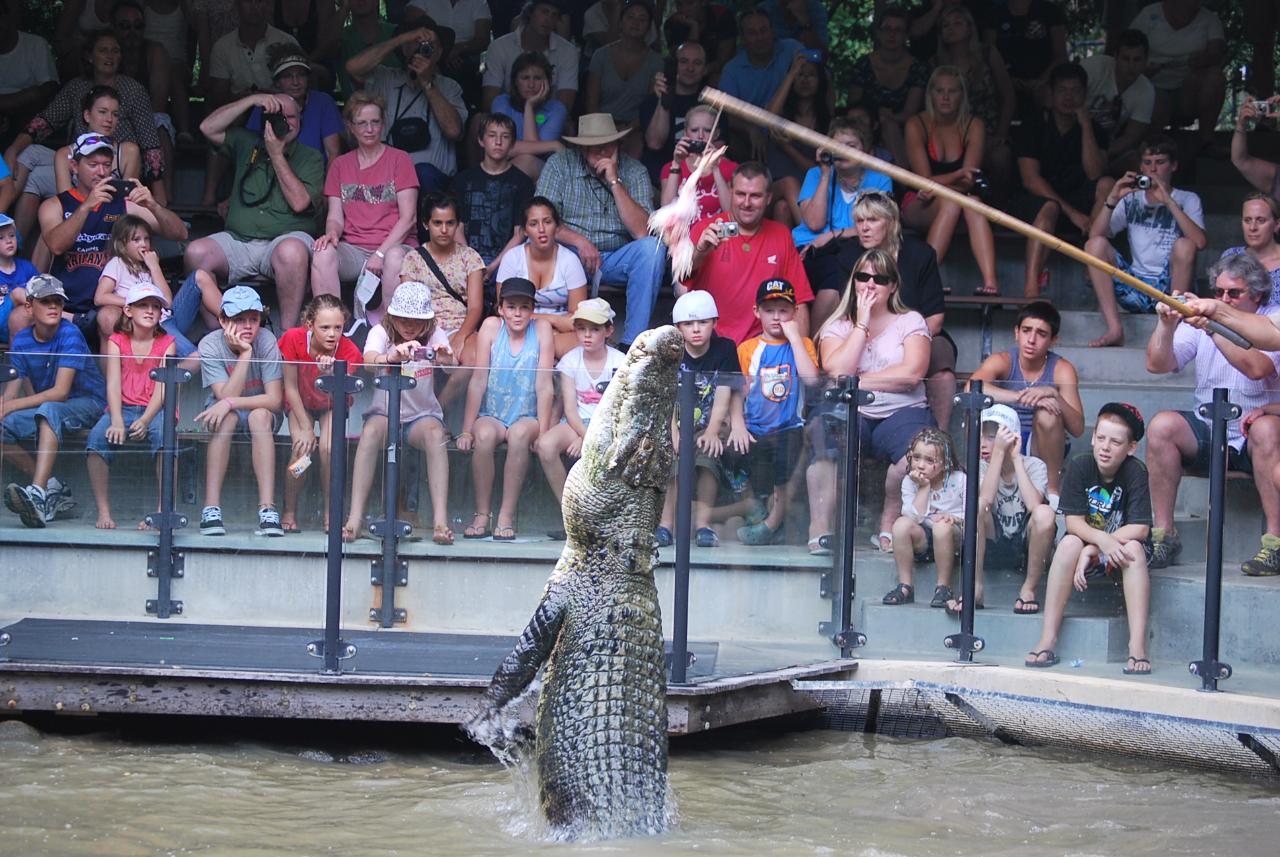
<box><xmin>796</xmin><ymin>680</ymin><xmax>1280</xmax><ymax>778</ymax></box>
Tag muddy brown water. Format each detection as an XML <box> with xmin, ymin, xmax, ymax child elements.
<box><xmin>2</xmin><ymin>719</ymin><xmax>1277</xmax><ymax>856</ymax></box>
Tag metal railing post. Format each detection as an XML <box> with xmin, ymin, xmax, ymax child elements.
<box><xmin>368</xmin><ymin>371</ymin><xmax>416</xmax><ymax>627</ymax></box>
<box><xmin>145</xmin><ymin>357</ymin><xmax>192</xmax><ymax>618</ymax></box>
<box><xmin>669</xmin><ymin>368</ymin><xmax>694</xmax><ymax>684</ymax></box>
<box><xmin>0</xmin><ymin>362</ymin><xmax>14</xmax><ymax>651</ymax></box>
<box><xmin>308</xmin><ymin>360</ymin><xmax>363</xmax><ymax>674</ymax></box>
<box><xmin>945</xmin><ymin>381</ymin><xmax>990</xmax><ymax>661</ymax></box>
<box><xmin>819</xmin><ymin>376</ymin><xmax>870</xmax><ymax>655</ymax></box>
<box><xmin>1190</xmin><ymin>387</ymin><xmax>1237</xmax><ymax>691</ymax></box>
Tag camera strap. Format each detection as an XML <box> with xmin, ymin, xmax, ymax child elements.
<box><xmin>419</xmin><ymin>247</ymin><xmax>466</xmax><ymax>307</ymax></box>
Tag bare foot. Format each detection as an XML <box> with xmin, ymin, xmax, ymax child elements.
<box><xmin>137</xmin><ymin>518</ymin><xmax>157</xmax><ymax>531</ymax></box>
<box><xmin>1088</xmin><ymin>330</ymin><xmax>1124</xmax><ymax>348</ymax></box>
<box><xmin>341</xmin><ymin>521</ymin><xmax>360</xmax><ymax>542</ymax></box>
<box><xmin>280</xmin><ymin>513</ymin><xmax>299</xmax><ymax>533</ymax></box>
<box><xmin>95</xmin><ymin>513</ymin><xmax>116</xmax><ymax>529</ymax></box>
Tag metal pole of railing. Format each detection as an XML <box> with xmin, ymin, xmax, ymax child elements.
<box><xmin>669</xmin><ymin>368</ymin><xmax>694</xmax><ymax>684</ymax></box>
<box><xmin>369</xmin><ymin>371</ymin><xmax>416</xmax><ymax>627</ymax></box>
<box><xmin>0</xmin><ymin>363</ymin><xmax>8</xmax><ymax>652</ymax></box>
<box><xmin>309</xmin><ymin>360</ymin><xmax>362</xmax><ymax>674</ymax></box>
<box><xmin>945</xmin><ymin>381</ymin><xmax>990</xmax><ymax>661</ymax></box>
<box><xmin>145</xmin><ymin>357</ymin><xmax>192</xmax><ymax>618</ymax></box>
<box><xmin>1190</xmin><ymin>387</ymin><xmax>1237</xmax><ymax>691</ymax></box>
<box><xmin>821</xmin><ymin>376</ymin><xmax>869</xmax><ymax>655</ymax></box>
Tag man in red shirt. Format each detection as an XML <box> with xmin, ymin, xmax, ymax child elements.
<box><xmin>680</xmin><ymin>162</ymin><xmax>812</xmax><ymax>343</ymax></box>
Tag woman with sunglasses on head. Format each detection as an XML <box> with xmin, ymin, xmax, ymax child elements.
<box><xmin>805</xmin><ymin>248</ymin><xmax>935</xmax><ymax>555</ymax></box>
<box><xmin>1219</xmin><ymin>192</ymin><xmax>1280</xmax><ymax>309</ymax></box>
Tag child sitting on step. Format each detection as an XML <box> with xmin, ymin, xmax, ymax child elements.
<box><xmin>457</xmin><ymin>277</ymin><xmax>554</xmax><ymax>541</ymax></box>
<box><xmin>883</xmin><ymin>427</ymin><xmax>966</xmax><ymax>608</ymax></box>
<box><xmin>85</xmin><ymin>283</ymin><xmax>178</xmax><ymax>530</ymax></box>
<box><xmin>278</xmin><ymin>294</ymin><xmax>363</xmax><ymax>533</ymax></box>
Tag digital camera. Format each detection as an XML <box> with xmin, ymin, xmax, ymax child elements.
<box><xmin>1253</xmin><ymin>100</ymin><xmax>1275</xmax><ymax>117</ymax></box>
<box><xmin>415</xmin><ymin>40</ymin><xmax>434</xmax><ymax>59</ymax></box>
<box><xmin>970</xmin><ymin>169</ymin><xmax>990</xmax><ymax>194</ymax></box>
<box><xmin>801</xmin><ymin>49</ymin><xmax>823</xmax><ymax>63</ymax></box>
<box><xmin>413</xmin><ymin>346</ymin><xmax>435</xmax><ymax>362</ymax></box>
<box><xmin>720</xmin><ymin>221</ymin><xmax>740</xmax><ymax>238</ymax></box>
<box><xmin>686</xmin><ymin>139</ymin><xmax>707</xmax><ymax>154</ymax></box>
<box><xmin>267</xmin><ymin>112</ymin><xmax>289</xmax><ymax>139</ymax></box>
<box><xmin>1136</xmin><ymin>175</ymin><xmax>1152</xmax><ymax>190</ymax></box>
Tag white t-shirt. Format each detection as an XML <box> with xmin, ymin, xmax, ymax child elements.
<box><xmin>902</xmin><ymin>470</ymin><xmax>967</xmax><ymax>527</ymax></box>
<box><xmin>364</xmin><ymin>323</ymin><xmax>453</xmax><ymax>424</ymax></box>
<box><xmin>1109</xmin><ymin>187</ymin><xmax>1204</xmax><ymax>281</ymax></box>
<box><xmin>978</xmin><ymin>456</ymin><xmax>1049</xmax><ymax>540</ymax></box>
<box><xmin>99</xmin><ymin>257</ymin><xmax>173</xmax><ymax>322</ymax></box>
<box><xmin>556</xmin><ymin>344</ymin><xmax>625</xmax><ymax>423</ymax></box>
<box><xmin>482</xmin><ymin>28</ymin><xmax>580</xmax><ymax>94</ymax></box>
<box><xmin>407</xmin><ymin>0</ymin><xmax>492</xmax><ymax>44</ymax></box>
<box><xmin>494</xmin><ymin>243</ymin><xmax>588</xmax><ymax>316</ymax></box>
<box><xmin>208</xmin><ymin>26</ymin><xmax>300</xmax><ymax>95</ymax></box>
<box><xmin>1080</xmin><ymin>54</ymin><xmax>1155</xmax><ymax>137</ymax></box>
<box><xmin>0</xmin><ymin>32</ymin><xmax>58</xmax><ymax>96</ymax></box>
<box><xmin>1129</xmin><ymin>2</ymin><xmax>1224</xmax><ymax>89</ymax></box>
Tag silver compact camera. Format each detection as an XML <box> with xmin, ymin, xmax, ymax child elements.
<box><xmin>1253</xmin><ymin>100</ymin><xmax>1275</xmax><ymax>117</ymax></box>
<box><xmin>1135</xmin><ymin>175</ymin><xmax>1152</xmax><ymax>190</ymax></box>
<box><xmin>720</xmin><ymin>221</ymin><xmax>740</xmax><ymax>238</ymax></box>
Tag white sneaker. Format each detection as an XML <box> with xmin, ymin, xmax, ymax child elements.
<box><xmin>5</xmin><ymin>483</ymin><xmax>47</xmax><ymax>529</ymax></box>
<box><xmin>200</xmin><ymin>505</ymin><xmax>226</xmax><ymax>536</ymax></box>
<box><xmin>257</xmin><ymin>505</ymin><xmax>284</xmax><ymax>537</ymax></box>
<box><xmin>44</xmin><ymin>477</ymin><xmax>76</xmax><ymax>520</ymax></box>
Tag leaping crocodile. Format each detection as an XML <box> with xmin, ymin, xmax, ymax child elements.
<box><xmin>466</xmin><ymin>325</ymin><xmax>684</xmax><ymax>840</ymax></box>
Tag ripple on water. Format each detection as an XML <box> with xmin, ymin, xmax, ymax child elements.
<box><xmin>0</xmin><ymin>726</ymin><xmax>1277</xmax><ymax>855</ymax></box>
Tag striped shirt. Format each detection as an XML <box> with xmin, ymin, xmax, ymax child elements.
<box><xmin>1171</xmin><ymin>309</ymin><xmax>1280</xmax><ymax>450</ymax></box>
<box><xmin>535</xmin><ymin>149</ymin><xmax>654</xmax><ymax>253</ymax></box>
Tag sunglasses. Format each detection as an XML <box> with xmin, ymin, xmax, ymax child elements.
<box><xmin>1213</xmin><ymin>287</ymin><xmax>1246</xmax><ymax>300</ymax></box>
<box><xmin>853</xmin><ymin>271</ymin><xmax>895</xmax><ymax>285</ymax></box>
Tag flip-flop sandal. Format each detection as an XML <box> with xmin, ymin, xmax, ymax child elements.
<box><xmin>1013</xmin><ymin>597</ymin><xmax>1041</xmax><ymax>615</ymax></box>
<box><xmin>1123</xmin><ymin>657</ymin><xmax>1153</xmax><ymax>675</ymax></box>
<box><xmin>463</xmin><ymin>513</ymin><xmax>491</xmax><ymax>539</ymax></box>
<box><xmin>432</xmin><ymin>525</ymin><xmax>454</xmax><ymax>546</ymax></box>
<box><xmin>869</xmin><ymin>531</ymin><xmax>893</xmax><ymax>552</ymax></box>
<box><xmin>1025</xmin><ymin>649</ymin><xmax>1059</xmax><ymax>668</ymax></box>
<box><xmin>930</xmin><ymin>585</ymin><xmax>955</xmax><ymax>608</ymax></box>
<box><xmin>492</xmin><ymin>526</ymin><xmax>517</xmax><ymax>541</ymax></box>
<box><xmin>974</xmin><ymin>284</ymin><xmax>1000</xmax><ymax>296</ymax></box>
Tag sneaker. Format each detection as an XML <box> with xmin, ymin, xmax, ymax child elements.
<box><xmin>5</xmin><ymin>483</ymin><xmax>47</xmax><ymax>528</ymax></box>
<box><xmin>695</xmin><ymin>527</ymin><xmax>719</xmax><ymax>548</ymax></box>
<box><xmin>1148</xmin><ymin>527</ymin><xmax>1182</xmax><ymax>569</ymax></box>
<box><xmin>257</xmin><ymin>505</ymin><xmax>285</xmax><ymax>537</ymax></box>
<box><xmin>655</xmin><ymin>526</ymin><xmax>673</xmax><ymax>548</ymax></box>
<box><xmin>44</xmin><ymin>477</ymin><xmax>76</xmax><ymax>521</ymax></box>
<box><xmin>200</xmin><ymin>505</ymin><xmax>226</xmax><ymax>536</ymax></box>
<box><xmin>1242</xmin><ymin>534</ymin><xmax>1280</xmax><ymax>577</ymax></box>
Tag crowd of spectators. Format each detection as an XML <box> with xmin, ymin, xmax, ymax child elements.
<box><xmin>2</xmin><ymin>1</ymin><xmax>1280</xmax><ymax>671</ymax></box>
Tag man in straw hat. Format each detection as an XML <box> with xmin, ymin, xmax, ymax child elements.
<box><xmin>535</xmin><ymin>112</ymin><xmax>667</xmax><ymax>347</ymax></box>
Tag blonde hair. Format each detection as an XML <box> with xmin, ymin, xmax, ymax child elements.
<box><xmin>908</xmin><ymin>426</ymin><xmax>961</xmax><ymax>483</ymax></box>
<box><xmin>343</xmin><ymin>91</ymin><xmax>386</xmax><ymax>125</ymax></box>
<box><xmin>381</xmin><ymin>310</ymin><xmax>438</xmax><ymax>346</ymax></box>
<box><xmin>924</xmin><ymin>65</ymin><xmax>971</xmax><ymax>130</ymax></box>
<box><xmin>818</xmin><ymin>248</ymin><xmax>908</xmax><ymax>340</ymax></box>
<box><xmin>851</xmin><ymin>191</ymin><xmax>902</xmax><ymax>257</ymax></box>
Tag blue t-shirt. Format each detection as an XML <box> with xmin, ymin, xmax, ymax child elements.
<box><xmin>739</xmin><ymin>334</ymin><xmax>814</xmax><ymax>435</ymax></box>
<box><xmin>490</xmin><ymin>93</ymin><xmax>568</xmax><ymax>143</ymax></box>
<box><xmin>791</xmin><ymin>167</ymin><xmax>894</xmax><ymax>246</ymax></box>
<box><xmin>10</xmin><ymin>319</ymin><xmax>107</xmax><ymax>406</ymax></box>
<box><xmin>0</xmin><ymin>157</ymin><xmax>11</xmax><ymax>181</ymax></box>
<box><xmin>247</xmin><ymin>91</ymin><xmax>344</xmax><ymax>164</ymax></box>
<box><xmin>718</xmin><ymin>38</ymin><xmax>805</xmax><ymax>108</ymax></box>
<box><xmin>0</xmin><ymin>259</ymin><xmax>38</xmax><ymax>296</ymax></box>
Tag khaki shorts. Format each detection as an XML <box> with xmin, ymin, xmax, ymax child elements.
<box><xmin>207</xmin><ymin>230</ymin><xmax>314</xmax><ymax>283</ymax></box>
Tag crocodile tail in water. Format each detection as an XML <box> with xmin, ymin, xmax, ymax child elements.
<box><xmin>467</xmin><ymin>327</ymin><xmax>685</xmax><ymax>841</ymax></box>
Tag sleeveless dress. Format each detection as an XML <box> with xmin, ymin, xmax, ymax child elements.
<box><xmin>480</xmin><ymin>322</ymin><xmax>541</xmax><ymax>427</ymax></box>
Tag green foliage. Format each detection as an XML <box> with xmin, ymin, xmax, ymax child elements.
<box><xmin>20</xmin><ymin>0</ymin><xmax>61</xmax><ymax>44</ymax></box>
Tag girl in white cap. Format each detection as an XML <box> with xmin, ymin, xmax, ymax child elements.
<box><xmin>344</xmin><ymin>281</ymin><xmax>457</xmax><ymax>545</ymax></box>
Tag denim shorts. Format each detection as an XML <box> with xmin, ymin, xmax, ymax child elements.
<box><xmin>201</xmin><ymin>396</ymin><xmax>284</xmax><ymax>436</ymax></box>
<box><xmin>1</xmin><ymin>397</ymin><xmax>103</xmax><ymax>443</ymax></box>
<box><xmin>85</xmin><ymin>404</ymin><xmax>164</xmax><ymax>463</ymax></box>
<box><xmin>1176</xmin><ymin>410</ymin><xmax>1250</xmax><ymax>474</ymax></box>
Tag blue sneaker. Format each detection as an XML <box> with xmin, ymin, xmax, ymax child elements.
<box><xmin>655</xmin><ymin>526</ymin><xmax>674</xmax><ymax>547</ymax></box>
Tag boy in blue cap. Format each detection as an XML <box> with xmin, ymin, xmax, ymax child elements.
<box><xmin>194</xmin><ymin>285</ymin><xmax>285</xmax><ymax>536</ymax></box>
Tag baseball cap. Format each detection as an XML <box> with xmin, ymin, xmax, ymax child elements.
<box><xmin>124</xmin><ymin>282</ymin><xmax>171</xmax><ymax>308</ymax></box>
<box><xmin>1098</xmin><ymin>402</ymin><xmax>1145</xmax><ymax>442</ymax></box>
<box><xmin>756</xmin><ymin>278</ymin><xmax>796</xmax><ymax>305</ymax></box>
<box><xmin>26</xmin><ymin>274</ymin><xmax>67</xmax><ymax>301</ymax></box>
<box><xmin>387</xmin><ymin>281</ymin><xmax>435</xmax><ymax>319</ymax></box>
<box><xmin>221</xmin><ymin>285</ymin><xmax>265</xmax><ymax>317</ymax></box>
<box><xmin>499</xmin><ymin>277</ymin><xmax>537</xmax><ymax>303</ymax></box>
<box><xmin>980</xmin><ymin>404</ymin><xmax>1021</xmax><ymax>438</ymax></box>
<box><xmin>71</xmin><ymin>133</ymin><xmax>115</xmax><ymax>159</ymax></box>
<box><xmin>0</xmin><ymin>213</ymin><xmax>14</xmax><ymax>229</ymax></box>
<box><xmin>672</xmin><ymin>290</ymin><xmax>718</xmax><ymax>323</ymax></box>
<box><xmin>571</xmin><ymin>297</ymin><xmax>615</xmax><ymax>325</ymax></box>
<box><xmin>272</xmin><ymin>52</ymin><xmax>311</xmax><ymax>77</ymax></box>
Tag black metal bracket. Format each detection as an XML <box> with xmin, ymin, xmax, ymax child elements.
<box><xmin>306</xmin><ymin>638</ymin><xmax>357</xmax><ymax>661</ymax></box>
<box><xmin>943</xmin><ymin>631</ymin><xmax>985</xmax><ymax>655</ymax></box>
<box><xmin>1197</xmin><ymin>399</ymin><xmax>1242</xmax><ymax>424</ymax></box>
<box><xmin>145</xmin><ymin>363</ymin><xmax>193</xmax><ymax>619</ymax></box>
<box><xmin>368</xmin><ymin>371</ymin><xmax>416</xmax><ymax>628</ymax></box>
<box><xmin>1189</xmin><ymin>659</ymin><xmax>1233</xmax><ymax>682</ymax></box>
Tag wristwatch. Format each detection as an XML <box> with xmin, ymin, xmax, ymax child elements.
<box><xmin>609</xmin><ymin>178</ymin><xmax>621</xmax><ymax>188</ymax></box>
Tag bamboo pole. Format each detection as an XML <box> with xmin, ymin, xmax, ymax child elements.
<box><xmin>699</xmin><ymin>87</ymin><xmax>1252</xmax><ymax>349</ymax></box>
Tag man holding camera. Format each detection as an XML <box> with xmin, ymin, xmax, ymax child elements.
<box><xmin>35</xmin><ymin>135</ymin><xmax>187</xmax><ymax>344</ymax></box>
<box><xmin>1084</xmin><ymin>135</ymin><xmax>1205</xmax><ymax>347</ymax></box>
<box><xmin>345</xmin><ymin>18</ymin><xmax>466</xmax><ymax>193</ymax></box>
<box><xmin>681</xmin><ymin>161</ymin><xmax>813</xmax><ymax>344</ymax></box>
<box><xmin>184</xmin><ymin>92</ymin><xmax>324</xmax><ymax>330</ymax></box>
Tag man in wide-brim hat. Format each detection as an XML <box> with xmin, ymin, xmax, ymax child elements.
<box><xmin>535</xmin><ymin>112</ymin><xmax>667</xmax><ymax>347</ymax></box>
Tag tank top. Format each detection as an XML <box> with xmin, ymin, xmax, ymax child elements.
<box><xmin>145</xmin><ymin>4</ymin><xmax>188</xmax><ymax>63</ymax></box>
<box><xmin>480</xmin><ymin>322</ymin><xmax>541</xmax><ymax>427</ymax></box>
<box><xmin>49</xmin><ymin>188</ymin><xmax>127</xmax><ymax>314</ymax></box>
<box><xmin>78</xmin><ymin>0</ymin><xmax>113</xmax><ymax>33</ymax></box>
<box><xmin>1001</xmin><ymin>347</ymin><xmax>1062</xmax><ymax>437</ymax></box>
<box><xmin>110</xmin><ymin>331</ymin><xmax>175</xmax><ymax>406</ymax></box>
<box><xmin>919</xmin><ymin>115</ymin><xmax>971</xmax><ymax>175</ymax></box>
